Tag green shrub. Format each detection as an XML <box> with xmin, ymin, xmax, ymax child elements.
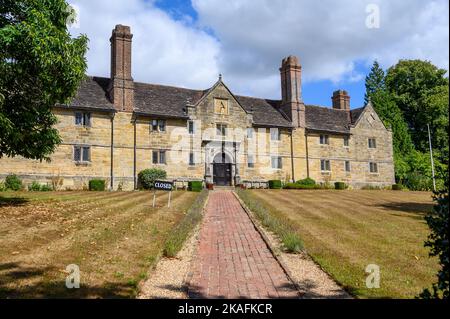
<box><xmin>164</xmin><ymin>190</ymin><xmax>208</xmax><ymax>257</ymax></box>
<box><xmin>296</xmin><ymin>178</ymin><xmax>316</xmax><ymax>186</ymax></box>
<box><xmin>392</xmin><ymin>184</ymin><xmax>403</xmax><ymax>191</ymax></box>
<box><xmin>268</xmin><ymin>180</ymin><xmax>282</xmax><ymax>189</ymax></box>
<box><xmin>5</xmin><ymin>174</ymin><xmax>22</xmax><ymax>191</ymax></box>
<box><xmin>0</xmin><ymin>181</ymin><xmax>6</xmax><ymax>192</ymax></box>
<box><xmin>89</xmin><ymin>179</ymin><xmax>106</xmax><ymax>191</ymax></box>
<box><xmin>283</xmin><ymin>183</ymin><xmax>320</xmax><ymax>189</ymax></box>
<box><xmin>404</xmin><ymin>171</ymin><xmax>433</xmax><ymax>191</ymax></box>
<box><xmin>236</xmin><ymin>189</ymin><xmax>303</xmax><ymax>253</ymax></box>
<box><xmin>334</xmin><ymin>182</ymin><xmax>347</xmax><ymax>190</ymax></box>
<box><xmin>40</xmin><ymin>184</ymin><xmax>53</xmax><ymax>192</ymax></box>
<box><xmin>28</xmin><ymin>181</ymin><xmax>42</xmax><ymax>191</ymax></box>
<box><xmin>188</xmin><ymin>181</ymin><xmax>203</xmax><ymax>192</ymax></box>
<box><xmin>138</xmin><ymin>168</ymin><xmax>167</xmax><ymax>190</ymax></box>
<box><xmin>419</xmin><ymin>172</ymin><xmax>448</xmax><ymax>299</ymax></box>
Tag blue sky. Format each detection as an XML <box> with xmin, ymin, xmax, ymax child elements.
<box><xmin>69</xmin><ymin>0</ymin><xmax>449</xmax><ymax>110</ymax></box>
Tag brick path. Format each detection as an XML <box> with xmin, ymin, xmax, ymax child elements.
<box><xmin>188</xmin><ymin>191</ymin><xmax>299</xmax><ymax>299</ymax></box>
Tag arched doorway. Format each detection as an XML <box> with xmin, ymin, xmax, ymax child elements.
<box><xmin>213</xmin><ymin>152</ymin><xmax>232</xmax><ymax>186</ymax></box>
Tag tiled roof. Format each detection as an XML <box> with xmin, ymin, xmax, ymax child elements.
<box><xmin>66</xmin><ymin>76</ymin><xmax>366</xmax><ymax>131</ymax></box>
<box><xmin>63</xmin><ymin>76</ymin><xmax>114</xmax><ymax>111</ymax></box>
<box><xmin>305</xmin><ymin>105</ymin><xmax>351</xmax><ymax>133</ymax></box>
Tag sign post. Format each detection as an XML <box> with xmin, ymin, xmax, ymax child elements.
<box><xmin>153</xmin><ymin>180</ymin><xmax>174</xmax><ymax>208</ymax></box>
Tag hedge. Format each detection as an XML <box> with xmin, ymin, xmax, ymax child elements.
<box><xmin>392</xmin><ymin>184</ymin><xmax>403</xmax><ymax>191</ymax></box>
<box><xmin>296</xmin><ymin>178</ymin><xmax>316</xmax><ymax>186</ymax></box>
<box><xmin>284</xmin><ymin>183</ymin><xmax>321</xmax><ymax>189</ymax></box>
<box><xmin>268</xmin><ymin>180</ymin><xmax>282</xmax><ymax>189</ymax></box>
<box><xmin>28</xmin><ymin>181</ymin><xmax>53</xmax><ymax>192</ymax></box>
<box><xmin>335</xmin><ymin>182</ymin><xmax>347</xmax><ymax>190</ymax></box>
<box><xmin>89</xmin><ymin>179</ymin><xmax>106</xmax><ymax>191</ymax></box>
<box><xmin>188</xmin><ymin>181</ymin><xmax>203</xmax><ymax>192</ymax></box>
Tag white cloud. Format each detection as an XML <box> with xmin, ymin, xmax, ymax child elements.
<box><xmin>69</xmin><ymin>0</ymin><xmax>220</xmax><ymax>89</ymax></box>
<box><xmin>192</xmin><ymin>0</ymin><xmax>449</xmax><ymax>98</ymax></box>
<box><xmin>68</xmin><ymin>0</ymin><xmax>449</xmax><ymax>101</ymax></box>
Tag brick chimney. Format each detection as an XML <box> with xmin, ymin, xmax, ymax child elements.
<box><xmin>280</xmin><ymin>55</ymin><xmax>305</xmax><ymax>127</ymax></box>
<box><xmin>332</xmin><ymin>90</ymin><xmax>350</xmax><ymax>111</ymax></box>
<box><xmin>109</xmin><ymin>25</ymin><xmax>134</xmax><ymax>112</ymax></box>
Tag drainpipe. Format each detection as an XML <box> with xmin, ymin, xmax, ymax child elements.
<box><xmin>290</xmin><ymin>129</ymin><xmax>295</xmax><ymax>182</ymax></box>
<box><xmin>305</xmin><ymin>131</ymin><xmax>310</xmax><ymax>178</ymax></box>
<box><xmin>133</xmin><ymin>116</ymin><xmax>137</xmax><ymax>190</ymax></box>
<box><xmin>110</xmin><ymin>113</ymin><xmax>115</xmax><ymax>190</ymax></box>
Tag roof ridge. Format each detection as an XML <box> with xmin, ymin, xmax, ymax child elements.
<box><xmin>133</xmin><ymin>81</ymin><xmax>206</xmax><ymax>93</ymax></box>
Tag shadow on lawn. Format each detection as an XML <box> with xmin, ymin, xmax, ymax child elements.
<box><xmin>0</xmin><ymin>262</ymin><xmax>136</xmax><ymax>299</ymax></box>
<box><xmin>376</xmin><ymin>202</ymin><xmax>434</xmax><ymax>220</ymax></box>
<box><xmin>0</xmin><ymin>196</ymin><xmax>29</xmax><ymax>207</ymax></box>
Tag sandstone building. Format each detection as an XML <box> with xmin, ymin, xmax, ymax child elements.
<box><xmin>0</xmin><ymin>25</ymin><xmax>395</xmax><ymax>190</ymax></box>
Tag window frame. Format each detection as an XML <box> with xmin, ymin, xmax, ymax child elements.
<box><xmin>369</xmin><ymin>162</ymin><xmax>378</xmax><ymax>173</ymax></box>
<box><xmin>321</xmin><ymin>159</ymin><xmax>331</xmax><ymax>172</ymax></box>
<box><xmin>270</xmin><ymin>128</ymin><xmax>281</xmax><ymax>141</ymax></box>
<box><xmin>320</xmin><ymin>134</ymin><xmax>330</xmax><ymax>145</ymax></box>
<box><xmin>151</xmin><ymin>119</ymin><xmax>166</xmax><ymax>132</ymax></box>
<box><xmin>189</xmin><ymin>152</ymin><xmax>195</xmax><ymax>166</ymax></box>
<box><xmin>159</xmin><ymin>150</ymin><xmax>166</xmax><ymax>165</ymax></box>
<box><xmin>188</xmin><ymin>121</ymin><xmax>194</xmax><ymax>135</ymax></box>
<box><xmin>344</xmin><ymin>136</ymin><xmax>349</xmax><ymax>147</ymax></box>
<box><xmin>247</xmin><ymin>154</ymin><xmax>255</xmax><ymax>168</ymax></box>
<box><xmin>271</xmin><ymin>156</ymin><xmax>282</xmax><ymax>169</ymax></box>
<box><xmin>247</xmin><ymin>127</ymin><xmax>254</xmax><ymax>139</ymax></box>
<box><xmin>368</xmin><ymin>138</ymin><xmax>377</xmax><ymax>149</ymax></box>
<box><xmin>73</xmin><ymin>145</ymin><xmax>91</xmax><ymax>162</ymax></box>
<box><xmin>345</xmin><ymin>161</ymin><xmax>351</xmax><ymax>172</ymax></box>
<box><xmin>216</xmin><ymin>123</ymin><xmax>227</xmax><ymax>137</ymax></box>
<box><xmin>75</xmin><ymin>112</ymin><xmax>91</xmax><ymax>127</ymax></box>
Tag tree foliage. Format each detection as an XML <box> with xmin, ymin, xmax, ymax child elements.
<box><xmin>0</xmin><ymin>0</ymin><xmax>88</xmax><ymax>160</ymax></box>
<box><xmin>419</xmin><ymin>174</ymin><xmax>449</xmax><ymax>299</ymax></box>
<box><xmin>386</xmin><ymin>60</ymin><xmax>449</xmax><ymax>155</ymax></box>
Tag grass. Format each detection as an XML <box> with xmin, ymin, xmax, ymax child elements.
<box><xmin>235</xmin><ymin>189</ymin><xmax>303</xmax><ymax>253</ymax></box>
<box><xmin>0</xmin><ymin>190</ymin><xmax>199</xmax><ymax>298</ymax></box>
<box><xmin>163</xmin><ymin>190</ymin><xmax>209</xmax><ymax>257</ymax></box>
<box><xmin>238</xmin><ymin>189</ymin><xmax>439</xmax><ymax>299</ymax></box>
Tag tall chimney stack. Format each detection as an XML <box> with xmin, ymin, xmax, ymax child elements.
<box><xmin>109</xmin><ymin>24</ymin><xmax>134</xmax><ymax>112</ymax></box>
<box><xmin>280</xmin><ymin>56</ymin><xmax>305</xmax><ymax>127</ymax></box>
<box><xmin>332</xmin><ymin>90</ymin><xmax>350</xmax><ymax>111</ymax></box>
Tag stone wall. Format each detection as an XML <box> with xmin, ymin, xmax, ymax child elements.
<box><xmin>0</xmin><ymin>95</ymin><xmax>395</xmax><ymax>190</ymax></box>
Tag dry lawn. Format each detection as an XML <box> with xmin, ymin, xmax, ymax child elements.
<box><xmin>245</xmin><ymin>189</ymin><xmax>438</xmax><ymax>299</ymax></box>
<box><xmin>0</xmin><ymin>190</ymin><xmax>198</xmax><ymax>298</ymax></box>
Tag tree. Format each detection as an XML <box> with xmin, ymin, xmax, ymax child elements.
<box><xmin>365</xmin><ymin>61</ymin><xmax>415</xmax><ymax>182</ymax></box>
<box><xmin>385</xmin><ymin>60</ymin><xmax>449</xmax><ymax>154</ymax></box>
<box><xmin>0</xmin><ymin>0</ymin><xmax>88</xmax><ymax>161</ymax></box>
<box><xmin>419</xmin><ymin>172</ymin><xmax>449</xmax><ymax>299</ymax></box>
<box><xmin>364</xmin><ymin>60</ymin><xmax>386</xmax><ymax>104</ymax></box>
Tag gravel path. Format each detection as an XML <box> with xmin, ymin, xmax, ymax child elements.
<box><xmin>138</xmin><ymin>225</ymin><xmax>200</xmax><ymax>299</ymax></box>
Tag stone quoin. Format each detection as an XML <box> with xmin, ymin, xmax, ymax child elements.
<box><xmin>0</xmin><ymin>25</ymin><xmax>395</xmax><ymax>190</ymax></box>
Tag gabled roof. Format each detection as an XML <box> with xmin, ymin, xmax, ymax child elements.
<box><xmin>65</xmin><ymin>76</ymin><xmax>367</xmax><ymax>131</ymax></box>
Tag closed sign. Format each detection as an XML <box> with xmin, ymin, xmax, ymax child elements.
<box><xmin>154</xmin><ymin>180</ymin><xmax>173</xmax><ymax>191</ymax></box>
